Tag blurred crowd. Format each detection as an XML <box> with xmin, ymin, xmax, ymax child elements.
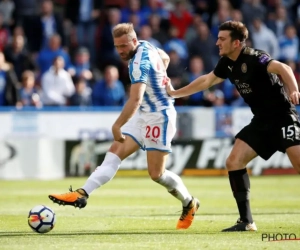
<box><xmin>0</xmin><ymin>0</ymin><xmax>299</xmax><ymax>108</ymax></box>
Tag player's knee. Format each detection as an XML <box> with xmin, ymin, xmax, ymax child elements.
<box><xmin>108</xmin><ymin>141</ymin><xmax>127</xmax><ymax>160</ymax></box>
<box><xmin>226</xmin><ymin>155</ymin><xmax>241</xmax><ymax>170</ymax></box>
<box><xmin>148</xmin><ymin>168</ymin><xmax>163</xmax><ymax>181</ymax></box>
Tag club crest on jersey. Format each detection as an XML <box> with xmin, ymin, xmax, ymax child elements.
<box><xmin>241</xmin><ymin>63</ymin><xmax>247</xmax><ymax>73</ymax></box>
<box><xmin>132</xmin><ymin>69</ymin><xmax>142</xmax><ymax>80</ymax></box>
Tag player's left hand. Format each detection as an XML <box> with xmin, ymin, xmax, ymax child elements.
<box><xmin>289</xmin><ymin>91</ymin><xmax>300</xmax><ymax>105</ymax></box>
<box><xmin>112</xmin><ymin>124</ymin><xmax>125</xmax><ymax>143</ymax></box>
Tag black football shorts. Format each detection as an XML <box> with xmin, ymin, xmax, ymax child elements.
<box><xmin>235</xmin><ymin>111</ymin><xmax>300</xmax><ymax>160</ymax></box>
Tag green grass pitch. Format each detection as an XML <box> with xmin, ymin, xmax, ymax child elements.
<box><xmin>1</xmin><ymin>176</ymin><xmax>300</xmax><ymax>250</ymax></box>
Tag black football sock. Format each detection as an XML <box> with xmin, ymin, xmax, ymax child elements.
<box><xmin>228</xmin><ymin>168</ymin><xmax>253</xmax><ymax>223</ymax></box>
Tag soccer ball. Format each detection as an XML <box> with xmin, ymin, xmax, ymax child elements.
<box><xmin>28</xmin><ymin>205</ymin><xmax>56</xmax><ymax>233</ymax></box>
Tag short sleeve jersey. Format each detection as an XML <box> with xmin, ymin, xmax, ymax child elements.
<box><xmin>128</xmin><ymin>40</ymin><xmax>174</xmax><ymax>112</ymax></box>
<box><xmin>213</xmin><ymin>47</ymin><xmax>296</xmax><ymax>117</ymax></box>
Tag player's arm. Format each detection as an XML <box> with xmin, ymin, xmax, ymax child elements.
<box><xmin>267</xmin><ymin>60</ymin><xmax>300</xmax><ymax>104</ymax></box>
<box><xmin>166</xmin><ymin>71</ymin><xmax>224</xmax><ymax>98</ymax></box>
<box><xmin>113</xmin><ymin>83</ymin><xmax>146</xmax><ymax>128</ymax></box>
<box><xmin>157</xmin><ymin>48</ymin><xmax>170</xmax><ymax>69</ymax></box>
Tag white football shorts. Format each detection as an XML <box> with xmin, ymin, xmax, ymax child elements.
<box><xmin>121</xmin><ymin>108</ymin><xmax>177</xmax><ymax>152</ymax></box>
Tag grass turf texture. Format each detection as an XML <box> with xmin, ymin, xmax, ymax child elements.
<box><xmin>1</xmin><ymin>176</ymin><xmax>300</xmax><ymax>250</ymax></box>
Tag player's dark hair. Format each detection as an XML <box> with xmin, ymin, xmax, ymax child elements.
<box><xmin>219</xmin><ymin>21</ymin><xmax>248</xmax><ymax>43</ymax></box>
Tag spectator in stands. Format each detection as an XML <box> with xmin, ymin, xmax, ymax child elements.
<box><xmin>201</xmin><ymin>90</ymin><xmax>216</xmax><ymax>107</ymax></box>
<box><xmin>121</xmin><ymin>0</ymin><xmax>146</xmax><ymax>27</ymax></box>
<box><xmin>240</xmin><ymin>0</ymin><xmax>266</xmax><ymax>26</ymax></box>
<box><xmin>25</xmin><ymin>0</ymin><xmax>65</xmax><ymax>53</ymax></box>
<box><xmin>217</xmin><ymin>78</ymin><xmax>236</xmax><ymax>105</ymax></box>
<box><xmin>148</xmin><ymin>14</ymin><xmax>169</xmax><ymax>46</ymax></box>
<box><xmin>267</xmin><ymin>5</ymin><xmax>292</xmax><ymax>38</ymax></box>
<box><xmin>295</xmin><ymin>2</ymin><xmax>300</xmax><ymax>38</ymax></box>
<box><xmin>143</xmin><ymin>0</ymin><xmax>169</xmax><ymax>21</ymax></box>
<box><xmin>12</xmin><ymin>25</ymin><xmax>25</xmax><ymax>39</ymax></box>
<box><xmin>250</xmin><ymin>16</ymin><xmax>280</xmax><ymax>59</ymax></box>
<box><xmin>92</xmin><ymin>65</ymin><xmax>126</xmax><ymax>106</ymax></box>
<box><xmin>0</xmin><ymin>13</ymin><xmax>9</xmax><ymax>51</ymax></box>
<box><xmin>166</xmin><ymin>50</ymin><xmax>186</xmax><ymax>88</ymax></box>
<box><xmin>69</xmin><ymin>77</ymin><xmax>92</xmax><ymax>106</ymax></box>
<box><xmin>37</xmin><ymin>34</ymin><xmax>71</xmax><ymax>75</ymax></box>
<box><xmin>138</xmin><ymin>24</ymin><xmax>162</xmax><ymax>48</ymax></box>
<box><xmin>128</xmin><ymin>13</ymin><xmax>141</xmax><ymax>34</ymax></box>
<box><xmin>64</xmin><ymin>0</ymin><xmax>102</xmax><ymax>63</ymax></box>
<box><xmin>278</xmin><ymin>24</ymin><xmax>299</xmax><ymax>62</ymax></box>
<box><xmin>189</xmin><ymin>0</ymin><xmax>210</xmax><ymax>23</ymax></box>
<box><xmin>104</xmin><ymin>0</ymin><xmax>126</xmax><ymax>9</ymax></box>
<box><xmin>4</xmin><ymin>34</ymin><xmax>35</xmax><ymax>81</ymax></box>
<box><xmin>212</xmin><ymin>89</ymin><xmax>227</xmax><ymax>107</ymax></box>
<box><xmin>98</xmin><ymin>8</ymin><xmax>122</xmax><ymax>71</ymax></box>
<box><xmin>164</xmin><ymin>25</ymin><xmax>188</xmax><ymax>63</ymax></box>
<box><xmin>184</xmin><ymin>14</ymin><xmax>202</xmax><ymax>46</ymax></box>
<box><xmin>0</xmin><ymin>51</ymin><xmax>20</xmax><ymax>106</ymax></box>
<box><xmin>18</xmin><ymin>70</ymin><xmax>42</xmax><ymax>107</ymax></box>
<box><xmin>202</xmin><ymin>88</ymin><xmax>228</xmax><ymax>107</ymax></box>
<box><xmin>186</xmin><ymin>56</ymin><xmax>205</xmax><ymax>106</ymax></box>
<box><xmin>166</xmin><ymin>50</ymin><xmax>187</xmax><ymax>106</ymax></box>
<box><xmin>68</xmin><ymin>47</ymin><xmax>93</xmax><ymax>83</ymax></box>
<box><xmin>41</xmin><ymin>56</ymin><xmax>75</xmax><ymax>106</ymax></box>
<box><xmin>211</xmin><ymin>0</ymin><xmax>232</xmax><ymax>39</ymax></box>
<box><xmin>188</xmin><ymin>22</ymin><xmax>216</xmax><ymax>72</ymax></box>
<box><xmin>231</xmin><ymin>9</ymin><xmax>243</xmax><ymax>22</ymax></box>
<box><xmin>0</xmin><ymin>0</ymin><xmax>15</xmax><ymax>29</ymax></box>
<box><xmin>285</xmin><ymin>59</ymin><xmax>300</xmax><ymax>87</ymax></box>
<box><xmin>169</xmin><ymin>0</ymin><xmax>193</xmax><ymax>39</ymax></box>
<box><xmin>13</xmin><ymin>0</ymin><xmax>39</xmax><ymax>26</ymax></box>
<box><xmin>230</xmin><ymin>88</ymin><xmax>247</xmax><ymax>107</ymax></box>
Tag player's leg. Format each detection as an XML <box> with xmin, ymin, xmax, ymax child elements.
<box><xmin>286</xmin><ymin>145</ymin><xmax>300</xmax><ymax>173</ymax></box>
<box><xmin>147</xmin><ymin>150</ymin><xmax>194</xmax><ymax>208</ymax></box>
<box><xmin>49</xmin><ymin>112</ymin><xmax>143</xmax><ymax>208</ymax></box>
<box><xmin>222</xmin><ymin>119</ymin><xmax>277</xmax><ymax>232</ymax></box>
<box><xmin>143</xmin><ymin>109</ymin><xmax>199</xmax><ymax>229</ymax></box>
<box><xmin>80</xmin><ymin>137</ymin><xmax>140</xmax><ymax>194</ymax></box>
<box><xmin>281</xmin><ymin>112</ymin><xmax>300</xmax><ymax>173</ymax></box>
<box><xmin>222</xmin><ymin>138</ymin><xmax>258</xmax><ymax>232</ymax></box>
<box><xmin>48</xmin><ymin>136</ymin><xmax>140</xmax><ymax>208</ymax></box>
<box><xmin>146</xmin><ymin>150</ymin><xmax>199</xmax><ymax>230</ymax></box>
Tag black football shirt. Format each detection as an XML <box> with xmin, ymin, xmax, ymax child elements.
<box><xmin>213</xmin><ymin>47</ymin><xmax>296</xmax><ymax>118</ymax></box>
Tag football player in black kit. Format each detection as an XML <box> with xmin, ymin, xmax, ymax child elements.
<box><xmin>166</xmin><ymin>20</ymin><xmax>300</xmax><ymax>232</ymax></box>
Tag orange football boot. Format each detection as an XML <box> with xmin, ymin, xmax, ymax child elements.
<box><xmin>49</xmin><ymin>186</ymin><xmax>88</xmax><ymax>209</ymax></box>
<box><xmin>176</xmin><ymin>197</ymin><xmax>200</xmax><ymax>229</ymax></box>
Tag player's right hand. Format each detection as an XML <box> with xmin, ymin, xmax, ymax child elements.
<box><xmin>165</xmin><ymin>79</ymin><xmax>176</xmax><ymax>97</ymax></box>
<box><xmin>112</xmin><ymin>124</ymin><xmax>125</xmax><ymax>143</ymax></box>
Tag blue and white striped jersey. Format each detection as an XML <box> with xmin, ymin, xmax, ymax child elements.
<box><xmin>128</xmin><ymin>40</ymin><xmax>174</xmax><ymax>112</ymax></box>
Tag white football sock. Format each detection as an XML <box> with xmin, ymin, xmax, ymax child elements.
<box><xmin>81</xmin><ymin>152</ymin><xmax>121</xmax><ymax>195</ymax></box>
<box><xmin>155</xmin><ymin>169</ymin><xmax>193</xmax><ymax>207</ymax></box>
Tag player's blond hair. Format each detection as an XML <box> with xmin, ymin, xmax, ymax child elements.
<box><xmin>112</xmin><ymin>23</ymin><xmax>137</xmax><ymax>39</ymax></box>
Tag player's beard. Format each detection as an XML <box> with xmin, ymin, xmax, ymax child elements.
<box><xmin>128</xmin><ymin>48</ymin><xmax>137</xmax><ymax>59</ymax></box>
<box><xmin>119</xmin><ymin>53</ymin><xmax>129</xmax><ymax>61</ymax></box>
<box><xmin>120</xmin><ymin>49</ymin><xmax>136</xmax><ymax>61</ymax></box>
